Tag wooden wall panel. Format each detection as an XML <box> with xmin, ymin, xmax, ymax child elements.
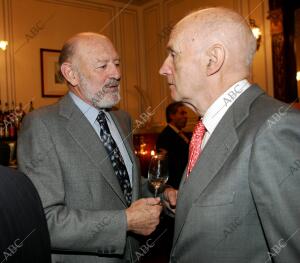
<box><xmin>119</xmin><ymin>9</ymin><xmax>142</xmax><ymax>123</ymax></box>
<box><xmin>0</xmin><ymin>0</ymin><xmax>7</xmax><ymax>103</ymax></box>
<box><xmin>143</xmin><ymin>3</ymin><xmax>169</xmax><ymax>131</ymax></box>
<box><xmin>0</xmin><ymin>0</ymin><xmax>15</xmax><ymax>106</ymax></box>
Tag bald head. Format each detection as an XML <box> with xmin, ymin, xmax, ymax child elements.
<box><xmin>59</xmin><ymin>32</ymin><xmax>112</xmax><ymax>68</ymax></box>
<box><xmin>173</xmin><ymin>7</ymin><xmax>256</xmax><ymax>69</ymax></box>
<box><xmin>159</xmin><ymin>7</ymin><xmax>257</xmax><ymax>115</ymax></box>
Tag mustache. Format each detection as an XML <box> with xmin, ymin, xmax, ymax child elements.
<box><xmin>105</xmin><ymin>78</ymin><xmax>120</xmax><ymax>87</ymax></box>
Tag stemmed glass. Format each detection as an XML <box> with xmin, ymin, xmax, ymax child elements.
<box><xmin>148</xmin><ymin>154</ymin><xmax>169</xmax><ymax>197</ymax></box>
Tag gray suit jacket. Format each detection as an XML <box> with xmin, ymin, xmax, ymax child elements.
<box><xmin>171</xmin><ymin>85</ymin><xmax>300</xmax><ymax>263</ymax></box>
<box><xmin>18</xmin><ymin>94</ymin><xmax>142</xmax><ymax>263</ymax></box>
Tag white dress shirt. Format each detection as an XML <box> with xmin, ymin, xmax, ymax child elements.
<box><xmin>201</xmin><ymin>79</ymin><xmax>251</xmax><ymax>149</ymax></box>
<box><xmin>69</xmin><ymin>92</ymin><xmax>133</xmax><ymax>184</ymax></box>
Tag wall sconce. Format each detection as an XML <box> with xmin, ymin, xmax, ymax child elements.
<box><xmin>297</xmin><ymin>71</ymin><xmax>300</xmax><ymax>81</ymax></box>
<box><xmin>0</xmin><ymin>40</ymin><xmax>8</xmax><ymax>51</ymax></box>
<box><xmin>249</xmin><ymin>19</ymin><xmax>262</xmax><ymax>51</ymax></box>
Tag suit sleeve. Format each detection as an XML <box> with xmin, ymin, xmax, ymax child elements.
<box><xmin>249</xmin><ymin>109</ymin><xmax>300</xmax><ymax>262</ymax></box>
<box><xmin>17</xmin><ymin>112</ymin><xmax>127</xmax><ymax>255</ymax></box>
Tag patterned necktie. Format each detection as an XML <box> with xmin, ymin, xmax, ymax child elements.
<box><xmin>186</xmin><ymin>120</ymin><xmax>206</xmax><ymax>177</ymax></box>
<box><xmin>96</xmin><ymin>111</ymin><xmax>132</xmax><ymax>205</ymax></box>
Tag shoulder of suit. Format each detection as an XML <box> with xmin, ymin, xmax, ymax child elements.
<box><xmin>24</xmin><ymin>94</ymin><xmax>76</xmax><ymax>125</ymax></box>
<box><xmin>237</xmin><ymin>92</ymin><xmax>300</xmax><ymax>134</ymax></box>
<box><xmin>157</xmin><ymin>125</ymin><xmax>177</xmax><ymax>141</ymax></box>
<box><xmin>25</xmin><ymin>100</ymin><xmax>60</xmax><ymax>120</ymax></box>
<box><xmin>162</xmin><ymin>125</ymin><xmax>178</xmax><ymax>135</ymax></box>
<box><xmin>252</xmin><ymin>93</ymin><xmax>298</xmax><ymax>119</ymax></box>
<box><xmin>20</xmin><ymin>99</ymin><xmax>66</xmax><ymax>135</ymax></box>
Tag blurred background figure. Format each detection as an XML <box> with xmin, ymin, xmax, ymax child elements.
<box><xmin>156</xmin><ymin>102</ymin><xmax>190</xmax><ymax>189</ymax></box>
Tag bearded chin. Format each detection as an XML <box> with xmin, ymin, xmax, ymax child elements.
<box><xmin>92</xmin><ymin>92</ymin><xmax>121</xmax><ymax>109</ymax></box>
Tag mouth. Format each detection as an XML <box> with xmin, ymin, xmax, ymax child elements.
<box><xmin>103</xmin><ymin>84</ymin><xmax>119</xmax><ymax>93</ymax></box>
<box><xmin>109</xmin><ymin>85</ymin><xmax>119</xmax><ymax>90</ymax></box>
<box><xmin>168</xmin><ymin>83</ymin><xmax>176</xmax><ymax>90</ymax></box>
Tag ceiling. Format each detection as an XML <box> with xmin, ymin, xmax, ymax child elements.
<box><xmin>112</xmin><ymin>0</ymin><xmax>154</xmax><ymax>6</ymax></box>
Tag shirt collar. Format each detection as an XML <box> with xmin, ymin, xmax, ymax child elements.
<box><xmin>202</xmin><ymin>79</ymin><xmax>251</xmax><ymax>134</ymax></box>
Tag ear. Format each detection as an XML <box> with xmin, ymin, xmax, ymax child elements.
<box><xmin>60</xmin><ymin>62</ymin><xmax>79</xmax><ymax>86</ymax></box>
<box><xmin>206</xmin><ymin>44</ymin><xmax>225</xmax><ymax>76</ymax></box>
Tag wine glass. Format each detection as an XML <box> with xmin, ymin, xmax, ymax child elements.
<box><xmin>148</xmin><ymin>154</ymin><xmax>169</xmax><ymax>197</ymax></box>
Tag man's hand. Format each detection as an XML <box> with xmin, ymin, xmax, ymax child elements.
<box><xmin>126</xmin><ymin>198</ymin><xmax>162</xmax><ymax>236</ymax></box>
<box><xmin>163</xmin><ymin>187</ymin><xmax>178</xmax><ymax>214</ymax></box>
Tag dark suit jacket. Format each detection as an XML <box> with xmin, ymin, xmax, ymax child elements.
<box><xmin>17</xmin><ymin>94</ymin><xmax>142</xmax><ymax>263</ymax></box>
<box><xmin>0</xmin><ymin>166</ymin><xmax>51</xmax><ymax>263</ymax></box>
<box><xmin>171</xmin><ymin>85</ymin><xmax>300</xmax><ymax>263</ymax></box>
<box><xmin>156</xmin><ymin>125</ymin><xmax>189</xmax><ymax>189</ymax></box>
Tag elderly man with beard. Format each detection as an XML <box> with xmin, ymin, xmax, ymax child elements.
<box><xmin>17</xmin><ymin>32</ymin><xmax>162</xmax><ymax>263</ymax></box>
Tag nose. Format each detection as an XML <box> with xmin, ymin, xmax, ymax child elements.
<box><xmin>159</xmin><ymin>57</ymin><xmax>172</xmax><ymax>76</ymax></box>
<box><xmin>110</xmin><ymin>64</ymin><xmax>121</xmax><ymax>80</ymax></box>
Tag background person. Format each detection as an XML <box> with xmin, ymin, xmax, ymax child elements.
<box><xmin>156</xmin><ymin>102</ymin><xmax>190</xmax><ymax>189</ymax></box>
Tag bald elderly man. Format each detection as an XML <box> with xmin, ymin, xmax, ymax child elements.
<box><xmin>17</xmin><ymin>33</ymin><xmax>162</xmax><ymax>263</ymax></box>
<box><xmin>161</xmin><ymin>7</ymin><xmax>300</xmax><ymax>263</ymax></box>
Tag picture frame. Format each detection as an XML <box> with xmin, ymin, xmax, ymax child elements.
<box><xmin>40</xmin><ymin>48</ymin><xmax>68</xmax><ymax>97</ymax></box>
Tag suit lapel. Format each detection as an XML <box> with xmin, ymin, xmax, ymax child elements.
<box><xmin>173</xmin><ymin>113</ymin><xmax>239</xmax><ymax>245</ymax></box>
<box><xmin>59</xmin><ymin>95</ymin><xmax>127</xmax><ymax>206</ymax></box>
<box><xmin>173</xmin><ymin>85</ymin><xmax>264</xmax><ymax>246</ymax></box>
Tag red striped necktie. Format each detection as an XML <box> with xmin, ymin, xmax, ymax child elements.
<box><xmin>186</xmin><ymin>120</ymin><xmax>206</xmax><ymax>177</ymax></box>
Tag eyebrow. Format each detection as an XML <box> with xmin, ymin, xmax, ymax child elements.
<box><xmin>95</xmin><ymin>58</ymin><xmax>120</xmax><ymax>63</ymax></box>
<box><xmin>167</xmin><ymin>46</ymin><xmax>179</xmax><ymax>55</ymax></box>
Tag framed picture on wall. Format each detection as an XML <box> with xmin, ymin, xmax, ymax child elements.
<box><xmin>40</xmin><ymin>48</ymin><xmax>68</xmax><ymax>97</ymax></box>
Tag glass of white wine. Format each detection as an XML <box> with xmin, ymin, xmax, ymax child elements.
<box><xmin>148</xmin><ymin>154</ymin><xmax>169</xmax><ymax>197</ymax></box>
